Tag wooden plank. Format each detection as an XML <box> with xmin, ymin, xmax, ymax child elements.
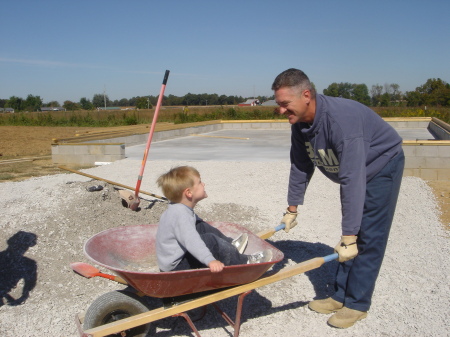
<box><xmin>58</xmin><ymin>166</ymin><xmax>168</xmax><ymax>201</ymax></box>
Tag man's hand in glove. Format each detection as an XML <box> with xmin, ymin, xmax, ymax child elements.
<box><xmin>281</xmin><ymin>207</ymin><xmax>298</xmax><ymax>233</ymax></box>
<box><xmin>334</xmin><ymin>235</ymin><xmax>358</xmax><ymax>262</ymax></box>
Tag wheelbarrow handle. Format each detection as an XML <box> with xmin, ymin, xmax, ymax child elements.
<box><xmin>257</xmin><ymin>226</ymin><xmax>339</xmax><ymax>262</ymax></box>
<box><xmin>324</xmin><ymin>253</ymin><xmax>339</xmax><ymax>262</ymax></box>
<box><xmin>257</xmin><ymin>223</ymin><xmax>286</xmax><ymax>240</ymax></box>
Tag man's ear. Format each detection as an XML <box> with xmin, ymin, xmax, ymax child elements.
<box><xmin>303</xmin><ymin>89</ymin><xmax>312</xmax><ymax>103</ymax></box>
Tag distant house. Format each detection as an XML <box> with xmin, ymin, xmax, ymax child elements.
<box><xmin>40</xmin><ymin>107</ymin><xmax>66</xmax><ymax>112</ymax></box>
<box><xmin>0</xmin><ymin>108</ymin><xmax>15</xmax><ymax>113</ymax></box>
<box><xmin>97</xmin><ymin>107</ymin><xmax>121</xmax><ymax>111</ymax></box>
<box><xmin>261</xmin><ymin>100</ymin><xmax>277</xmax><ymax>106</ymax></box>
<box><xmin>238</xmin><ymin>99</ymin><xmax>260</xmax><ymax>107</ymax></box>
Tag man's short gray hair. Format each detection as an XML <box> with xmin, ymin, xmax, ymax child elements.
<box><xmin>271</xmin><ymin>68</ymin><xmax>316</xmax><ymax>97</ymax></box>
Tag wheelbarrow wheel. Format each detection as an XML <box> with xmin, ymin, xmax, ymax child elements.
<box><xmin>83</xmin><ymin>290</ymin><xmax>151</xmax><ymax>337</ymax></box>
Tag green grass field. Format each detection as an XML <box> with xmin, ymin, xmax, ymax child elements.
<box><xmin>1</xmin><ymin>105</ymin><xmax>449</xmax><ymax>127</ymax></box>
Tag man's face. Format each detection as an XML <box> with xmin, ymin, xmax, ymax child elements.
<box><xmin>275</xmin><ymin>86</ymin><xmax>312</xmax><ymax>124</ymax></box>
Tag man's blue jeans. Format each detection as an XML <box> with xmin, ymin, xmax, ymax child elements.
<box><xmin>332</xmin><ymin>150</ymin><xmax>405</xmax><ymax>312</ymax></box>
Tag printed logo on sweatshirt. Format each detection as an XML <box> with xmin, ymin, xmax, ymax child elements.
<box><xmin>306</xmin><ymin>142</ymin><xmax>339</xmax><ymax>173</ymax></box>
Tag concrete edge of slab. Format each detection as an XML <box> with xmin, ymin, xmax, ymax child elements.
<box><xmin>51</xmin><ymin>119</ymin><xmax>450</xmax><ymax>180</ymax></box>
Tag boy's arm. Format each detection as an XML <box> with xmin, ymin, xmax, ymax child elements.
<box><xmin>174</xmin><ymin>213</ymin><xmax>216</xmax><ymax>266</ymax></box>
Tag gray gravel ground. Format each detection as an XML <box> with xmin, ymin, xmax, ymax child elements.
<box><xmin>0</xmin><ymin>159</ymin><xmax>449</xmax><ymax>336</ymax></box>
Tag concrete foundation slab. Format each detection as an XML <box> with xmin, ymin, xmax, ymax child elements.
<box><xmin>51</xmin><ymin>118</ymin><xmax>450</xmax><ymax>180</ymax></box>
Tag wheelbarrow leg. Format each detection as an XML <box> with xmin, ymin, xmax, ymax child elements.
<box><xmin>172</xmin><ymin>290</ymin><xmax>252</xmax><ymax>337</ymax></box>
<box><xmin>212</xmin><ymin>290</ymin><xmax>253</xmax><ymax>337</ymax></box>
<box><xmin>173</xmin><ymin>312</ymin><xmax>202</xmax><ymax>337</ymax></box>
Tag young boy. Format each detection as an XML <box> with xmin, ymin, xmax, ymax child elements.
<box><xmin>156</xmin><ymin>166</ymin><xmax>272</xmax><ymax>273</ymax></box>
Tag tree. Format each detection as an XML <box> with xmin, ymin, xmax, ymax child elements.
<box><xmin>63</xmin><ymin>100</ymin><xmax>79</xmax><ymax>111</ymax></box>
<box><xmin>323</xmin><ymin>83</ymin><xmax>339</xmax><ymax>97</ymax></box>
<box><xmin>44</xmin><ymin>101</ymin><xmax>60</xmax><ymax>107</ymax></box>
<box><xmin>416</xmin><ymin>78</ymin><xmax>450</xmax><ymax>106</ymax></box>
<box><xmin>352</xmin><ymin>84</ymin><xmax>371</xmax><ymax>106</ymax></box>
<box><xmin>371</xmin><ymin>84</ymin><xmax>383</xmax><ymax>106</ymax></box>
<box><xmin>405</xmin><ymin>78</ymin><xmax>450</xmax><ymax>107</ymax></box>
<box><xmin>390</xmin><ymin>84</ymin><xmax>401</xmax><ymax>103</ymax></box>
<box><xmin>23</xmin><ymin>94</ymin><xmax>42</xmax><ymax>111</ymax></box>
<box><xmin>405</xmin><ymin>91</ymin><xmax>421</xmax><ymax>107</ymax></box>
<box><xmin>6</xmin><ymin>96</ymin><xmax>23</xmax><ymax>111</ymax></box>
<box><xmin>323</xmin><ymin>82</ymin><xmax>353</xmax><ymax>99</ymax></box>
<box><xmin>218</xmin><ymin>95</ymin><xmax>228</xmax><ymax>105</ymax></box>
<box><xmin>135</xmin><ymin>96</ymin><xmax>151</xmax><ymax>109</ymax></box>
<box><xmin>92</xmin><ymin>93</ymin><xmax>110</xmax><ymax>108</ymax></box>
<box><xmin>79</xmin><ymin>97</ymin><xmax>94</xmax><ymax>110</ymax></box>
<box><xmin>324</xmin><ymin>82</ymin><xmax>370</xmax><ymax>105</ymax></box>
<box><xmin>380</xmin><ymin>93</ymin><xmax>391</xmax><ymax>107</ymax></box>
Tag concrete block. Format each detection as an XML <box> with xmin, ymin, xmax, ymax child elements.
<box><xmin>437</xmin><ymin>169</ymin><xmax>450</xmax><ymax>181</ymax></box>
<box><xmin>404</xmin><ymin>156</ymin><xmax>426</xmax><ymax>169</ymax></box>
<box><xmin>88</xmin><ymin>145</ymin><xmax>103</xmax><ymax>155</ymax></box>
<box><xmin>97</xmin><ymin>154</ymin><xmax>124</xmax><ymax>162</ymax></box>
<box><xmin>51</xmin><ymin>145</ymin><xmax>60</xmax><ymax>155</ymax></box>
<box><xmin>401</xmin><ymin>145</ymin><xmax>416</xmax><ymax>157</ymax></box>
<box><xmin>415</xmin><ymin>145</ymin><xmax>438</xmax><ymax>157</ymax></box>
<box><xmin>395</xmin><ymin>121</ymin><xmax>410</xmax><ymax>128</ymax></box>
<box><xmin>103</xmin><ymin>144</ymin><xmax>125</xmax><ymax>155</ymax></box>
<box><xmin>419</xmin><ymin>169</ymin><xmax>438</xmax><ymax>180</ymax></box>
<box><xmin>229</xmin><ymin>123</ymin><xmax>243</xmax><ymax>129</ymax></box>
<box><xmin>51</xmin><ymin>154</ymin><xmax>63</xmax><ymax>164</ymax></box>
<box><xmin>403</xmin><ymin>168</ymin><xmax>416</xmax><ymax>177</ymax></box>
<box><xmin>424</xmin><ymin>157</ymin><xmax>450</xmax><ymax>169</ymax></box>
<box><xmin>77</xmin><ymin>157</ymin><xmax>94</xmax><ymax>166</ymax></box>
<box><xmin>438</xmin><ymin>146</ymin><xmax>450</xmax><ymax>157</ymax></box>
<box><xmin>71</xmin><ymin>145</ymin><xmax>88</xmax><ymax>155</ymax></box>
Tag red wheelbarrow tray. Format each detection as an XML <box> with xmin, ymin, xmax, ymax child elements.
<box><xmin>84</xmin><ymin>222</ymin><xmax>284</xmax><ymax>298</ymax></box>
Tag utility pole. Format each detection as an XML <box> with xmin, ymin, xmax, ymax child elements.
<box><xmin>103</xmin><ymin>85</ymin><xmax>106</xmax><ymax>109</ymax></box>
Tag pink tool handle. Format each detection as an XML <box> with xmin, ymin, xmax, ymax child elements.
<box><xmin>134</xmin><ymin>70</ymin><xmax>170</xmax><ymax>196</ymax></box>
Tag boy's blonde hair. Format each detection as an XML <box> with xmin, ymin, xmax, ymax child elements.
<box><xmin>157</xmin><ymin>166</ymin><xmax>200</xmax><ymax>203</ymax></box>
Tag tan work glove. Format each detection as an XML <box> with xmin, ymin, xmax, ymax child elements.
<box><xmin>281</xmin><ymin>208</ymin><xmax>298</xmax><ymax>233</ymax></box>
<box><xmin>334</xmin><ymin>235</ymin><xmax>358</xmax><ymax>262</ymax></box>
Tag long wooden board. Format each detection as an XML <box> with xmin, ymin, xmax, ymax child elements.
<box><xmin>58</xmin><ymin>166</ymin><xmax>168</xmax><ymax>201</ymax></box>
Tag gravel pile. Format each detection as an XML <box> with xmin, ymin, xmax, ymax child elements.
<box><xmin>0</xmin><ymin>159</ymin><xmax>448</xmax><ymax>336</ymax></box>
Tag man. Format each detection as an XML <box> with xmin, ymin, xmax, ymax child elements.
<box><xmin>273</xmin><ymin>68</ymin><xmax>404</xmax><ymax>328</ymax></box>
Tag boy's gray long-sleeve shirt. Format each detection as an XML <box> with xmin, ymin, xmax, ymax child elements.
<box><xmin>156</xmin><ymin>203</ymin><xmax>215</xmax><ymax>271</ymax></box>
<box><xmin>288</xmin><ymin>94</ymin><xmax>403</xmax><ymax>235</ymax></box>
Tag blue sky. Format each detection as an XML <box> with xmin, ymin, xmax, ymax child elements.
<box><xmin>1</xmin><ymin>0</ymin><xmax>449</xmax><ymax>104</ymax></box>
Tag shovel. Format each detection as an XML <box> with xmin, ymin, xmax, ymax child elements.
<box><xmin>70</xmin><ymin>262</ymin><xmax>127</xmax><ymax>284</ymax></box>
<box><xmin>121</xmin><ymin>70</ymin><xmax>170</xmax><ymax>210</ymax></box>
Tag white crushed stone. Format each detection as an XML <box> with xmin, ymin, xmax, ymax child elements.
<box><xmin>0</xmin><ymin>159</ymin><xmax>448</xmax><ymax>336</ymax></box>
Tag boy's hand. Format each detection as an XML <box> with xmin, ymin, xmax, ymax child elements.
<box><xmin>208</xmin><ymin>260</ymin><xmax>224</xmax><ymax>273</ymax></box>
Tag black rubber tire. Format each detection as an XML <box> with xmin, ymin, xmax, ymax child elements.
<box><xmin>83</xmin><ymin>290</ymin><xmax>151</xmax><ymax>337</ymax></box>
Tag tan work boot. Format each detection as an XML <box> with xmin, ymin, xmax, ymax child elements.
<box><xmin>308</xmin><ymin>298</ymin><xmax>343</xmax><ymax>314</ymax></box>
<box><xmin>328</xmin><ymin>307</ymin><xmax>368</xmax><ymax>328</ymax></box>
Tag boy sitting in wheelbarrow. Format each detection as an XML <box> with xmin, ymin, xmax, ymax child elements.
<box><xmin>156</xmin><ymin>165</ymin><xmax>272</xmax><ymax>273</ymax></box>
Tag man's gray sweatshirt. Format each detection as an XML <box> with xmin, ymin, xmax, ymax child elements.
<box><xmin>288</xmin><ymin>94</ymin><xmax>403</xmax><ymax>235</ymax></box>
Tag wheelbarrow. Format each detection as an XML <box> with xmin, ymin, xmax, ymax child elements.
<box><xmin>71</xmin><ymin>222</ymin><xmax>338</xmax><ymax>337</ymax></box>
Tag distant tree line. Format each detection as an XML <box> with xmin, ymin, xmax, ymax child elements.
<box><xmin>1</xmin><ymin>78</ymin><xmax>449</xmax><ymax>112</ymax></box>
<box><xmin>323</xmin><ymin>78</ymin><xmax>450</xmax><ymax>107</ymax></box>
